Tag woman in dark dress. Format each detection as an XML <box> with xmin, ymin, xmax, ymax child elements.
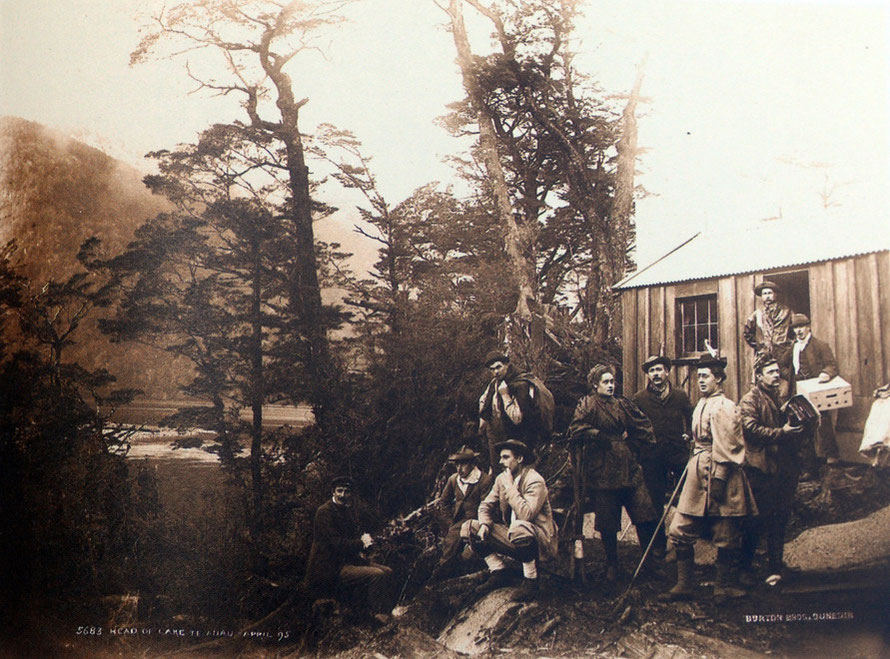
<box><xmin>568</xmin><ymin>364</ymin><xmax>658</xmax><ymax>581</ymax></box>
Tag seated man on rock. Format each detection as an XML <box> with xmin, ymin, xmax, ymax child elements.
<box><xmin>303</xmin><ymin>476</ymin><xmax>395</xmax><ymax>623</ymax></box>
<box><xmin>462</xmin><ymin>440</ymin><xmax>558</xmax><ymax>601</ymax></box>
<box><xmin>430</xmin><ymin>446</ymin><xmax>493</xmax><ymax>582</ymax></box>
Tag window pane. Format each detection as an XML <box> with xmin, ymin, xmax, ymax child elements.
<box><xmin>676</xmin><ymin>294</ymin><xmax>719</xmax><ymax>355</ymax></box>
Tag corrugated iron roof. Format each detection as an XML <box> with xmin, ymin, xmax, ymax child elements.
<box><xmin>614</xmin><ymin>218</ymin><xmax>890</xmax><ymax>290</ymax></box>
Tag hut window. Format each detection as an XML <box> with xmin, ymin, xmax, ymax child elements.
<box><xmin>676</xmin><ymin>294</ymin><xmax>719</xmax><ymax>355</ymax></box>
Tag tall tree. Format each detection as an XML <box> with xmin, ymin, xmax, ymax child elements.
<box><xmin>132</xmin><ymin>0</ymin><xmax>353</xmax><ymax>427</ymax></box>
<box><xmin>101</xmin><ymin>124</ymin><xmax>346</xmax><ymax>535</ymax></box>
<box><xmin>438</xmin><ymin>0</ymin><xmax>643</xmax><ymax>368</ymax></box>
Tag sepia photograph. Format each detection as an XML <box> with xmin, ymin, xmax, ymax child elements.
<box><xmin>1</xmin><ymin>0</ymin><xmax>889</xmax><ymax>656</ymax></box>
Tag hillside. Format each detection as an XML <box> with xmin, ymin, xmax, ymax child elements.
<box><xmin>0</xmin><ymin>116</ymin><xmax>190</xmax><ymax>398</ymax></box>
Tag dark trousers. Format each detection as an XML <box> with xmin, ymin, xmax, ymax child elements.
<box><xmin>641</xmin><ymin>456</ymin><xmax>686</xmax><ymax>552</ymax></box>
<box><xmin>438</xmin><ymin>521</ymin><xmax>466</xmax><ymax>567</ymax></box>
<box><xmin>816</xmin><ymin>411</ymin><xmax>839</xmax><ymax>460</ymax></box>
<box><xmin>338</xmin><ymin>562</ymin><xmax>395</xmax><ymax>614</ymax></box>
<box><xmin>741</xmin><ymin>465</ymin><xmax>800</xmax><ymax>574</ymax></box>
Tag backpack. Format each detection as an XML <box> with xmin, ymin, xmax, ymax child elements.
<box><xmin>513</xmin><ymin>373</ymin><xmax>555</xmax><ymax>439</ymax></box>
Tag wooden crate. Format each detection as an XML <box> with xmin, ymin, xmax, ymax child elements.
<box><xmin>796</xmin><ymin>376</ymin><xmax>853</xmax><ymax>411</ymax></box>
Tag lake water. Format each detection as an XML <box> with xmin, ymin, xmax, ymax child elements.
<box><xmin>111</xmin><ymin>401</ymin><xmax>314</xmax><ymax>462</ymax></box>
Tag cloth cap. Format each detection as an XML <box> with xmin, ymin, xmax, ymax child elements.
<box><xmin>493</xmin><ymin>439</ymin><xmax>536</xmax><ymax>465</ymax></box>
<box><xmin>753</xmin><ymin>352</ymin><xmax>779</xmax><ymax>374</ymax></box>
<box><xmin>754</xmin><ymin>280</ymin><xmax>781</xmax><ymax>296</ymax></box>
<box><xmin>791</xmin><ymin>313</ymin><xmax>811</xmax><ymax>328</ymax></box>
<box><xmin>641</xmin><ymin>355</ymin><xmax>672</xmax><ymax>373</ymax></box>
<box><xmin>484</xmin><ymin>350</ymin><xmax>510</xmax><ymax>367</ymax></box>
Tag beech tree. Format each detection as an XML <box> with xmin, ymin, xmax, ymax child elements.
<box><xmin>438</xmin><ymin>0</ymin><xmax>643</xmax><ymax>369</ymax></box>
<box><xmin>132</xmin><ymin>0</ymin><xmax>353</xmax><ymax>427</ymax></box>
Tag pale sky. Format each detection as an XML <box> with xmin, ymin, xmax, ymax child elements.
<box><xmin>1</xmin><ymin>0</ymin><xmax>888</xmax><ymax>267</ymax></box>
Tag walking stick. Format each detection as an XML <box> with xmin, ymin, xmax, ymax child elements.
<box><xmin>570</xmin><ymin>440</ymin><xmax>587</xmax><ymax>584</ymax></box>
<box><xmin>625</xmin><ymin>458</ymin><xmax>690</xmax><ymax>591</ymax></box>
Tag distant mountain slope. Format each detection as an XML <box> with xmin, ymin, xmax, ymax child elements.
<box><xmin>0</xmin><ymin>116</ymin><xmax>190</xmax><ymax>398</ymax></box>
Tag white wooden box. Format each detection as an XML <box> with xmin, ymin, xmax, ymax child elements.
<box><xmin>796</xmin><ymin>376</ymin><xmax>853</xmax><ymax>411</ymax></box>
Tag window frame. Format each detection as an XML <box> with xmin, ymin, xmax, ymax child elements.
<box><xmin>675</xmin><ymin>293</ymin><xmax>719</xmax><ymax>358</ymax></box>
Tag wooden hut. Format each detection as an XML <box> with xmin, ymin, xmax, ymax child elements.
<box><xmin>614</xmin><ymin>220</ymin><xmax>890</xmax><ymax>460</ymax></box>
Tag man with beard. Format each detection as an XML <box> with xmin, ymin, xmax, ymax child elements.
<box><xmin>478</xmin><ymin>350</ymin><xmax>546</xmax><ymax>470</ymax></box>
<box><xmin>791</xmin><ymin>313</ymin><xmax>841</xmax><ymax>467</ymax></box>
<box><xmin>430</xmin><ymin>447</ymin><xmax>493</xmax><ymax>582</ymax></box>
<box><xmin>304</xmin><ymin>477</ymin><xmax>395</xmax><ymax>622</ymax></box>
<box><xmin>739</xmin><ymin>355</ymin><xmax>806</xmax><ymax>588</ymax></box>
<box><xmin>743</xmin><ymin>280</ymin><xmax>794</xmax><ymax>389</ymax></box>
<box><xmin>462</xmin><ymin>439</ymin><xmax>558</xmax><ymax>601</ymax></box>
<box><xmin>569</xmin><ymin>364</ymin><xmax>659</xmax><ymax>582</ymax></box>
<box><xmin>632</xmin><ymin>355</ymin><xmax>694</xmax><ymax>559</ymax></box>
<box><xmin>661</xmin><ymin>355</ymin><xmax>758</xmax><ymax>602</ymax></box>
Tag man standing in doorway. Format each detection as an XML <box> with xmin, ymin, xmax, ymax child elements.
<box><xmin>633</xmin><ymin>355</ymin><xmax>694</xmax><ymax>559</ymax></box>
<box><xmin>743</xmin><ymin>280</ymin><xmax>794</xmax><ymax>389</ymax></box>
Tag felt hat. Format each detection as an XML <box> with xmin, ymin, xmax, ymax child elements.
<box><xmin>330</xmin><ymin>476</ymin><xmax>354</xmax><ymax>491</ymax></box>
<box><xmin>484</xmin><ymin>350</ymin><xmax>510</xmax><ymax>367</ymax></box>
<box><xmin>754</xmin><ymin>280</ymin><xmax>781</xmax><ymax>296</ymax></box>
<box><xmin>693</xmin><ymin>354</ymin><xmax>728</xmax><ymax>370</ymax></box>
<box><xmin>641</xmin><ymin>355</ymin><xmax>672</xmax><ymax>373</ymax></box>
<box><xmin>493</xmin><ymin>439</ymin><xmax>535</xmax><ymax>465</ymax></box>
<box><xmin>447</xmin><ymin>446</ymin><xmax>479</xmax><ymax>463</ymax></box>
<box><xmin>791</xmin><ymin>313</ymin><xmax>811</xmax><ymax>328</ymax></box>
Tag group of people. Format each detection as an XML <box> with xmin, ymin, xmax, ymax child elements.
<box><xmin>302</xmin><ymin>278</ymin><xmax>841</xmax><ymax>616</ymax></box>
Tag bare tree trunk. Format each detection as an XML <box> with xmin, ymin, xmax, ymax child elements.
<box><xmin>445</xmin><ymin>0</ymin><xmax>537</xmax><ymax>320</ymax></box>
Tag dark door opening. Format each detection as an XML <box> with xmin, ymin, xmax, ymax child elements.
<box><xmin>770</xmin><ymin>269</ymin><xmax>810</xmax><ymax>317</ymax></box>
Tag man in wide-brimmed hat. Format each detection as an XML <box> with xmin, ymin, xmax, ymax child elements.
<box><xmin>462</xmin><ymin>439</ymin><xmax>558</xmax><ymax>601</ymax></box>
<box><xmin>633</xmin><ymin>355</ymin><xmax>694</xmax><ymax>559</ymax></box>
<box><xmin>304</xmin><ymin>476</ymin><xmax>395</xmax><ymax>621</ymax></box>
<box><xmin>429</xmin><ymin>446</ymin><xmax>493</xmax><ymax>581</ymax></box>
<box><xmin>743</xmin><ymin>279</ymin><xmax>793</xmax><ymax>386</ymax></box>
<box><xmin>738</xmin><ymin>353</ymin><xmax>807</xmax><ymax>588</ymax></box>
<box><xmin>478</xmin><ymin>350</ymin><xmax>550</xmax><ymax>470</ymax></box>
<box><xmin>661</xmin><ymin>355</ymin><xmax>758</xmax><ymax>602</ymax></box>
<box><xmin>791</xmin><ymin>313</ymin><xmax>841</xmax><ymax>466</ymax></box>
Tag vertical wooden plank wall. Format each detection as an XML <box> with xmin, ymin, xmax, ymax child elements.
<box><xmin>735</xmin><ymin>274</ymin><xmax>756</xmax><ymax>400</ymax></box>
<box><xmin>809</xmin><ymin>262</ymin><xmax>836</xmax><ymax>350</ymax></box>
<box><xmin>878</xmin><ymin>252</ymin><xmax>890</xmax><ymax>384</ymax></box>
<box><xmin>717</xmin><ymin>277</ymin><xmax>739</xmax><ymax>401</ymax></box>
<box><xmin>622</xmin><ymin>290</ymin><xmax>638</xmax><ymax>396</ymax></box>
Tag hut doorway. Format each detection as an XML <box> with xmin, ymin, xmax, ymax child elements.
<box><xmin>771</xmin><ymin>269</ymin><xmax>810</xmax><ymax>317</ymax></box>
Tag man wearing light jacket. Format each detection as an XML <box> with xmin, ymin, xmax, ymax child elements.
<box><xmin>462</xmin><ymin>439</ymin><xmax>558</xmax><ymax>601</ymax></box>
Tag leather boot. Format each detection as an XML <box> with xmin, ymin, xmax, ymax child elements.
<box><xmin>658</xmin><ymin>545</ymin><xmax>695</xmax><ymax>601</ymax></box>
<box><xmin>713</xmin><ymin>548</ymin><xmax>747</xmax><ymax>600</ymax></box>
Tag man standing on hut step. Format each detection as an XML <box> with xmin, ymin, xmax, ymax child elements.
<box><xmin>303</xmin><ymin>476</ymin><xmax>395</xmax><ymax>623</ymax></box>
<box><xmin>739</xmin><ymin>355</ymin><xmax>807</xmax><ymax>588</ymax></box>
<box><xmin>791</xmin><ymin>313</ymin><xmax>841</xmax><ymax>466</ymax></box>
<box><xmin>660</xmin><ymin>355</ymin><xmax>758</xmax><ymax>602</ymax></box>
<box><xmin>478</xmin><ymin>350</ymin><xmax>548</xmax><ymax>471</ymax></box>
<box><xmin>633</xmin><ymin>355</ymin><xmax>694</xmax><ymax>559</ymax></box>
<box><xmin>462</xmin><ymin>439</ymin><xmax>558</xmax><ymax>601</ymax></box>
<box><xmin>429</xmin><ymin>447</ymin><xmax>493</xmax><ymax>582</ymax></box>
<box><xmin>743</xmin><ymin>280</ymin><xmax>794</xmax><ymax>390</ymax></box>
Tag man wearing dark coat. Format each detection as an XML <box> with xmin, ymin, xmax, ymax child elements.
<box><xmin>303</xmin><ymin>477</ymin><xmax>394</xmax><ymax>619</ymax></box>
<box><xmin>569</xmin><ymin>364</ymin><xmax>658</xmax><ymax>582</ymax></box>
<box><xmin>633</xmin><ymin>355</ymin><xmax>694</xmax><ymax>559</ymax></box>
<box><xmin>739</xmin><ymin>355</ymin><xmax>807</xmax><ymax>588</ymax></box>
<box><xmin>430</xmin><ymin>447</ymin><xmax>493</xmax><ymax>581</ymax></box>
<box><xmin>478</xmin><ymin>350</ymin><xmax>544</xmax><ymax>470</ymax></box>
<box><xmin>791</xmin><ymin>313</ymin><xmax>841</xmax><ymax>464</ymax></box>
<box><xmin>743</xmin><ymin>280</ymin><xmax>794</xmax><ymax>389</ymax></box>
